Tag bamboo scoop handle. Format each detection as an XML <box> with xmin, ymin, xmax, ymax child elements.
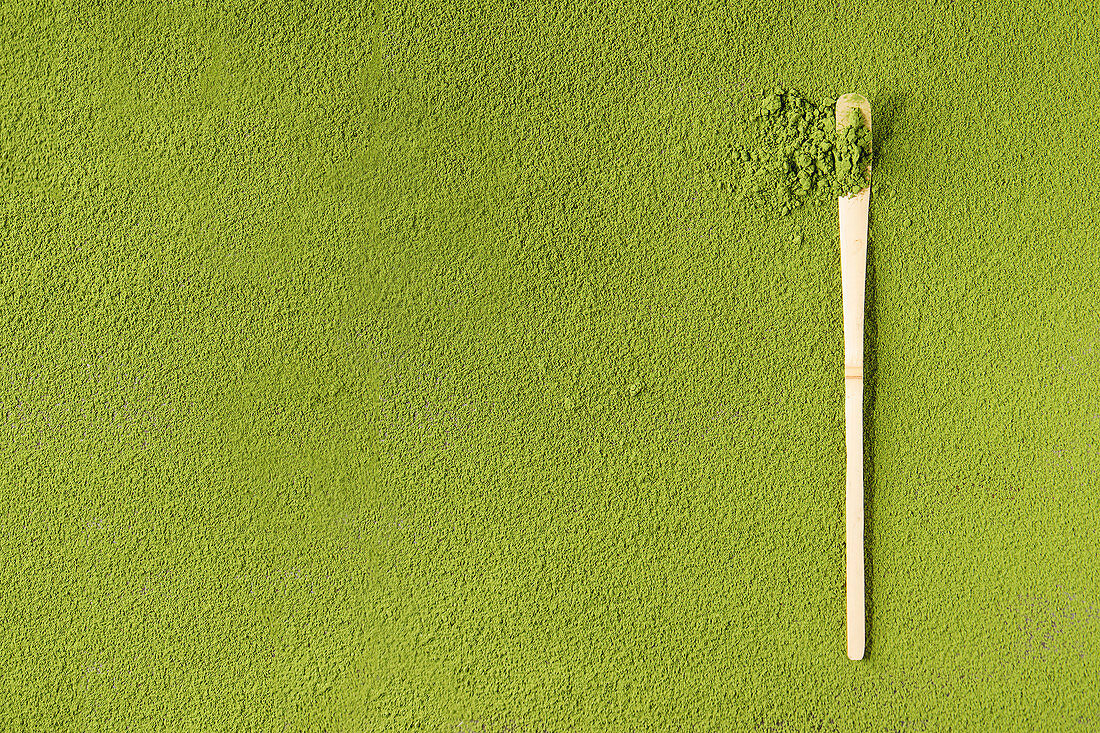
<box><xmin>836</xmin><ymin>92</ymin><xmax>871</xmax><ymax>661</ymax></box>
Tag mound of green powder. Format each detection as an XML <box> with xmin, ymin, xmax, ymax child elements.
<box><xmin>728</xmin><ymin>88</ymin><xmax>872</xmax><ymax>216</ymax></box>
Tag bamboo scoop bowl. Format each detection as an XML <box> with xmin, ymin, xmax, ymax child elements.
<box><xmin>836</xmin><ymin>92</ymin><xmax>871</xmax><ymax>661</ymax></box>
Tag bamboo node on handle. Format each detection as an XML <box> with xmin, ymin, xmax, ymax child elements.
<box><xmin>844</xmin><ymin>365</ymin><xmax>863</xmax><ymax>379</ymax></box>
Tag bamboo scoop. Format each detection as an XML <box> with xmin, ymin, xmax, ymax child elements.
<box><xmin>836</xmin><ymin>92</ymin><xmax>871</xmax><ymax>661</ymax></box>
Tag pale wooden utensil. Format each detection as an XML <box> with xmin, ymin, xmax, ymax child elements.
<box><xmin>836</xmin><ymin>92</ymin><xmax>871</xmax><ymax>661</ymax></box>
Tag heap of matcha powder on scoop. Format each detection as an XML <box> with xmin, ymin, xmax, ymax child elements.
<box><xmin>727</xmin><ymin>88</ymin><xmax>873</xmax><ymax>216</ymax></box>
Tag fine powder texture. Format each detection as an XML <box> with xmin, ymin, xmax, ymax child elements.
<box><xmin>4</xmin><ymin>1</ymin><xmax>1100</xmax><ymax>731</ymax></box>
<box><xmin>729</xmin><ymin>88</ymin><xmax>873</xmax><ymax>216</ymax></box>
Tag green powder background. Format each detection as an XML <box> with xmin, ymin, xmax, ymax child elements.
<box><xmin>2</xmin><ymin>0</ymin><xmax>1099</xmax><ymax>730</ymax></box>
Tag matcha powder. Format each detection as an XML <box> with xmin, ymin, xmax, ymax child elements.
<box><xmin>728</xmin><ymin>88</ymin><xmax>873</xmax><ymax>216</ymax></box>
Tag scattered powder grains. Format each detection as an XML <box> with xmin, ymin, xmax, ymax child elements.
<box><xmin>727</xmin><ymin>88</ymin><xmax>873</xmax><ymax>216</ymax></box>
